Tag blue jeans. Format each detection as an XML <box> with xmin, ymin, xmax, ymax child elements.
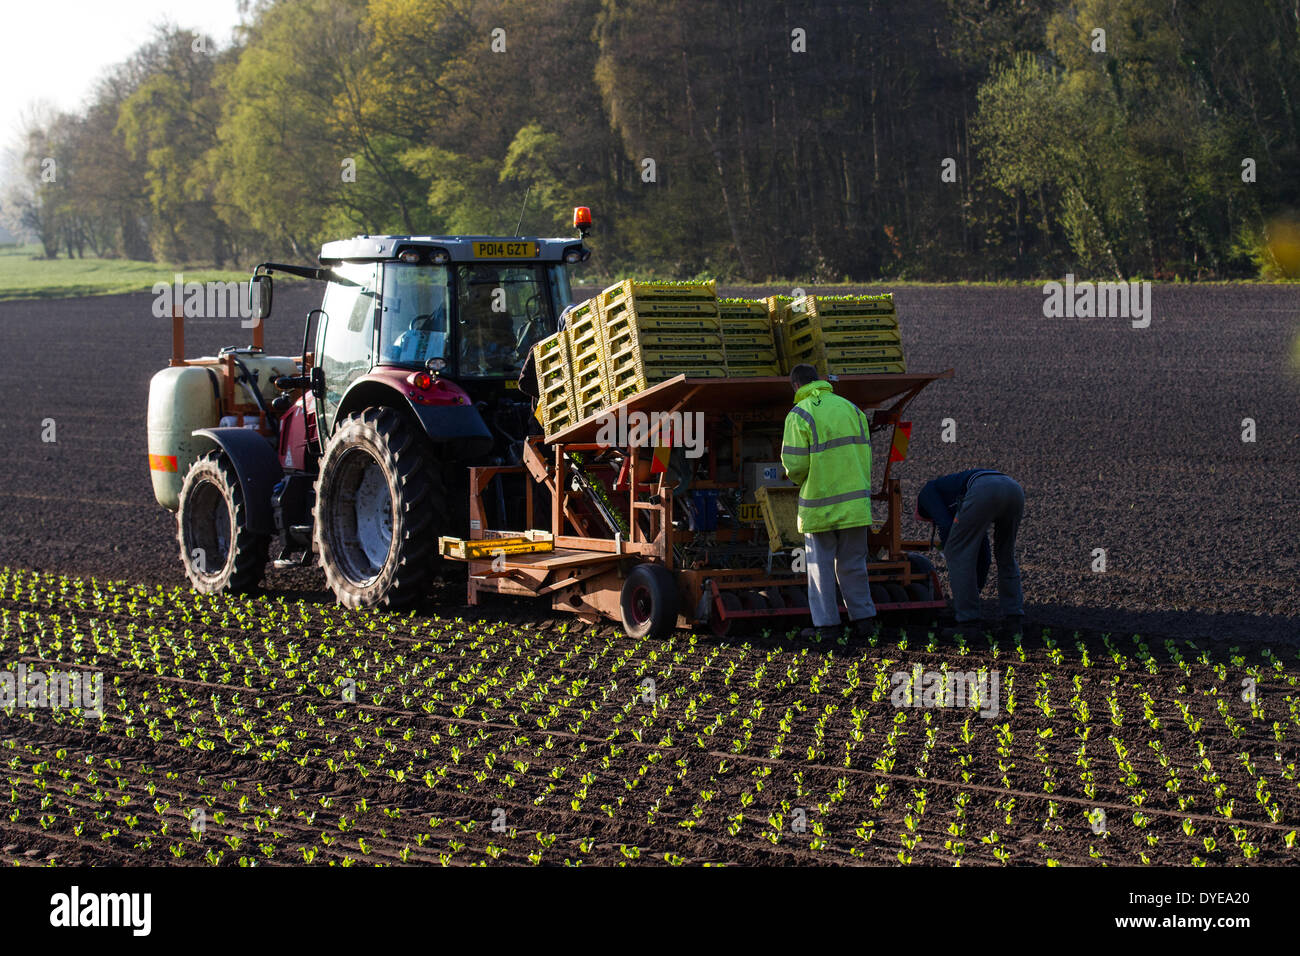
<box><xmin>944</xmin><ymin>474</ymin><xmax>1024</xmax><ymax>622</ymax></box>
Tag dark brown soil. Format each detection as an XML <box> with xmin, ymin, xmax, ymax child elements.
<box><xmin>0</xmin><ymin>283</ymin><xmax>1297</xmax><ymax>868</ymax></box>
<box><xmin>0</xmin><ymin>283</ymin><xmax>1295</xmax><ymax>641</ymax></box>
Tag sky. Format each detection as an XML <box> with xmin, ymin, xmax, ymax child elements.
<box><xmin>0</xmin><ymin>0</ymin><xmax>245</xmax><ymax>148</ymax></box>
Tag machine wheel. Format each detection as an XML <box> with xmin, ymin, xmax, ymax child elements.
<box><xmin>782</xmin><ymin>586</ymin><xmax>809</xmax><ymax>608</ymax></box>
<box><xmin>883</xmin><ymin>582</ymin><xmax>910</xmax><ymax>604</ymax></box>
<box><xmin>870</xmin><ymin>583</ymin><xmax>890</xmax><ymax>607</ymax></box>
<box><xmin>906</xmin><ymin>581</ymin><xmax>934</xmax><ymax>602</ymax></box>
<box><xmin>906</xmin><ymin>552</ymin><xmax>938</xmax><ymax>596</ymax></box>
<box><xmin>711</xmin><ymin>591</ymin><xmax>743</xmax><ymax>637</ymax></box>
<box><xmin>621</xmin><ymin>563</ymin><xmax>678</xmax><ymax>639</ymax></box>
<box><xmin>735</xmin><ymin>590</ymin><xmax>770</xmax><ymax>634</ymax></box>
<box><xmin>314</xmin><ymin>407</ymin><xmax>441</xmax><ymax>609</ymax></box>
<box><xmin>759</xmin><ymin>587</ymin><xmax>786</xmax><ymax>609</ymax></box>
<box><xmin>177</xmin><ymin>451</ymin><xmax>269</xmax><ymax>594</ymax></box>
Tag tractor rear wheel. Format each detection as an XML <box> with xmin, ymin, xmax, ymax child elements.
<box><xmin>314</xmin><ymin>407</ymin><xmax>442</xmax><ymax>609</ymax></box>
<box><xmin>177</xmin><ymin>451</ymin><xmax>269</xmax><ymax>594</ymax></box>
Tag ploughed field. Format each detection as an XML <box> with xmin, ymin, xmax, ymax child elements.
<box><xmin>0</xmin><ymin>283</ymin><xmax>1297</xmax><ymax>865</ymax></box>
<box><xmin>2</xmin><ymin>569</ymin><xmax>1298</xmax><ymax>866</ymax></box>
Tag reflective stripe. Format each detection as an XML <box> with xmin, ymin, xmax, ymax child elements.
<box><xmin>781</xmin><ymin>444</ymin><xmax>810</xmax><ymax>456</ymax></box>
<box><xmin>809</xmin><ymin>433</ymin><xmax>869</xmax><ymax>453</ymax></box>
<box><xmin>790</xmin><ymin>406</ymin><xmax>818</xmax><ymax>447</ymax></box>
<box><xmin>798</xmin><ymin>487</ymin><xmax>872</xmax><ymax>509</ymax></box>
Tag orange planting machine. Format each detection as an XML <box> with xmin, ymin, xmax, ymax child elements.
<box><xmin>442</xmin><ymin>369</ymin><xmax>953</xmax><ymax>638</ymax></box>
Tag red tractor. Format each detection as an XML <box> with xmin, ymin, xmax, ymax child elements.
<box><xmin>147</xmin><ymin>209</ymin><xmax>593</xmax><ymax>609</ymax></box>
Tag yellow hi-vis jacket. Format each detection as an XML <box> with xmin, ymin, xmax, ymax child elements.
<box><xmin>780</xmin><ymin>380</ymin><xmax>873</xmax><ymax>533</ymax></box>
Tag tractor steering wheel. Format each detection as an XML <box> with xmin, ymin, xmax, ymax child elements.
<box><xmin>515</xmin><ymin>294</ymin><xmax>546</xmax><ymax>352</ymax></box>
<box><xmin>410</xmin><ymin>313</ymin><xmax>439</xmax><ymax>332</ymax></box>
<box><xmin>523</xmin><ymin>293</ymin><xmax>544</xmax><ymax>324</ymax></box>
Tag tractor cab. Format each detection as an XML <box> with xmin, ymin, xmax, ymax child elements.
<box><xmin>291</xmin><ymin>231</ymin><xmax>589</xmax><ymax>443</ymax></box>
<box><xmin>379</xmin><ymin>258</ymin><xmax>571</xmax><ymax>377</ymax></box>
<box><xmin>151</xmin><ymin>207</ymin><xmax>594</xmax><ymax>610</ymax></box>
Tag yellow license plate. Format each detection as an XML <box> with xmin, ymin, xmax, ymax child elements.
<box><xmin>738</xmin><ymin>503</ymin><xmax>763</xmax><ymax>522</ymax></box>
<box><xmin>473</xmin><ymin>241</ymin><xmax>538</xmax><ymax>258</ymax></box>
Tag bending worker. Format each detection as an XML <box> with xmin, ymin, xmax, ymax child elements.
<box><xmin>916</xmin><ymin>469</ymin><xmax>1025</xmax><ymax>638</ymax></box>
<box><xmin>781</xmin><ymin>364</ymin><xmax>877</xmax><ymax>639</ymax></box>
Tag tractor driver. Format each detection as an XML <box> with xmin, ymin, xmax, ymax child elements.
<box><xmin>459</xmin><ymin>269</ymin><xmax>520</xmax><ymax>374</ymax></box>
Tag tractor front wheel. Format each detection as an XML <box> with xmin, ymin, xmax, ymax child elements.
<box><xmin>314</xmin><ymin>407</ymin><xmax>441</xmax><ymax>609</ymax></box>
<box><xmin>177</xmin><ymin>451</ymin><xmax>269</xmax><ymax>594</ymax></box>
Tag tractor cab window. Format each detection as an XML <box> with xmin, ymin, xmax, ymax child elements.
<box><xmin>379</xmin><ymin>263</ymin><xmax>451</xmax><ymax>366</ymax></box>
<box><xmin>318</xmin><ymin>262</ymin><xmax>379</xmax><ymax>432</ymax></box>
<box><xmin>456</xmin><ymin>264</ymin><xmax>553</xmax><ymax>377</ymax></box>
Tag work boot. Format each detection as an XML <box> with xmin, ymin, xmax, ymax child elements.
<box><xmin>799</xmin><ymin>625</ymin><xmax>841</xmax><ymax>641</ymax></box>
<box><xmin>849</xmin><ymin>617</ymin><xmax>880</xmax><ymax>640</ymax></box>
<box><xmin>940</xmin><ymin>620</ymin><xmax>990</xmax><ymax>641</ymax></box>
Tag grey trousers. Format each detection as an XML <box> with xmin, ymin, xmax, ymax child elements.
<box><xmin>945</xmin><ymin>474</ymin><xmax>1025</xmax><ymax>622</ymax></box>
<box><xmin>804</xmin><ymin>525</ymin><xmax>876</xmax><ymax>628</ymax></box>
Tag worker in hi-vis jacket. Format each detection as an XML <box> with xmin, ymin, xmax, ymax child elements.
<box><xmin>780</xmin><ymin>364</ymin><xmax>878</xmax><ymax>640</ymax></box>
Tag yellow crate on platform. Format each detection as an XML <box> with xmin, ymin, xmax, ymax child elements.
<box><xmin>822</xmin><ymin>343</ymin><xmax>905</xmax><ymax>363</ymax></box>
<box><xmin>605</xmin><ymin>357</ymin><xmax>727</xmax><ymax>404</ymax></box>
<box><xmin>789</xmin><ymin>346</ymin><xmax>910</xmax><ymax>377</ymax></box>
<box><xmin>802</xmin><ymin>293</ymin><xmax>897</xmax><ymax>318</ymax></box>
<box><xmin>720</xmin><ymin>329</ymin><xmax>776</xmax><ymax>347</ymax></box>
<box><xmin>632</xmin><ymin>330</ymin><xmax>726</xmax><ymax>348</ymax></box>
<box><xmin>532</xmin><ymin>332</ymin><xmax>576</xmax><ymax>437</ymax></box>
<box><xmin>786</xmin><ymin>324</ymin><xmax>900</xmax><ymax>353</ymax></box>
<box><xmin>532</xmin><ymin>331</ymin><xmax>571</xmax><ymax>389</ymax></box>
<box><xmin>755</xmin><ymin>485</ymin><xmax>800</xmax><ymax>552</ymax></box>
<box><xmin>829</xmin><ymin>361</ymin><xmax>909</xmax><ymax>375</ymax></box>
<box><xmin>602</xmin><ymin>316</ymin><xmax>726</xmax><ymax>379</ymax></box>
<box><xmin>786</xmin><ymin>308</ymin><xmax>898</xmax><ymax>338</ymax></box>
<box><xmin>718</xmin><ymin>297</ymin><xmax>769</xmax><ymax>319</ymax></box>
<box><xmin>565</xmin><ymin>299</ymin><xmax>602</xmax><ymax>364</ymax></box>
<box><xmin>574</xmin><ymin>375</ymin><xmax>608</xmax><ymax>422</ymax></box>
<box><xmin>765</xmin><ymin>296</ymin><xmax>796</xmax><ymax>369</ymax></box>
<box><xmin>439</xmin><ymin>531</ymin><xmax>554</xmax><ymax>560</ymax></box>
<box><xmin>538</xmin><ymin>379</ymin><xmax>576</xmax><ymax>436</ymax></box>
<box><xmin>599</xmin><ymin>278</ymin><xmax>718</xmax><ymax>306</ymax></box>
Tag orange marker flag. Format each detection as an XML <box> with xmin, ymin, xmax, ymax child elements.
<box><xmin>889</xmin><ymin>422</ymin><xmax>912</xmax><ymax>463</ymax></box>
<box><xmin>650</xmin><ymin>422</ymin><xmax>673</xmax><ymax>474</ymax></box>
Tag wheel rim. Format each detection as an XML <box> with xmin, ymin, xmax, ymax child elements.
<box><xmin>329</xmin><ymin>447</ymin><xmax>394</xmax><ymax>584</ymax></box>
<box><xmin>628</xmin><ymin>584</ymin><xmax>653</xmax><ymax>626</ymax></box>
<box><xmin>184</xmin><ymin>478</ymin><xmax>231</xmax><ymax>577</ymax></box>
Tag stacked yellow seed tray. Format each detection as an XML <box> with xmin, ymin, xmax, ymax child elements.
<box><xmin>532</xmin><ymin>330</ymin><xmax>576</xmax><ymax>436</ymax></box>
<box><xmin>764</xmin><ymin>295</ymin><xmax>796</xmax><ymax>371</ymax></box>
<box><xmin>718</xmin><ymin>298</ymin><xmax>781</xmax><ymax>376</ymax></box>
<box><xmin>597</xmin><ymin>279</ymin><xmax>727</xmax><ymax>405</ymax></box>
<box><xmin>561</xmin><ymin>298</ymin><xmax>608</xmax><ymax>422</ymax></box>
<box><xmin>783</xmin><ymin>293</ymin><xmax>906</xmax><ymax>376</ymax></box>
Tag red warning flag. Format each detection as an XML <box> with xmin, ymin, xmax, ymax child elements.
<box><xmin>889</xmin><ymin>422</ymin><xmax>912</xmax><ymax>463</ymax></box>
<box><xmin>650</xmin><ymin>444</ymin><xmax>672</xmax><ymax>474</ymax></box>
<box><xmin>650</xmin><ymin>422</ymin><xmax>674</xmax><ymax>474</ymax></box>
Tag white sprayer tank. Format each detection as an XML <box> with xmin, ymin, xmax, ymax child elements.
<box><xmin>147</xmin><ymin>366</ymin><xmax>221</xmax><ymax>510</ymax></box>
<box><xmin>147</xmin><ymin>353</ymin><xmax>299</xmax><ymax>510</ymax></box>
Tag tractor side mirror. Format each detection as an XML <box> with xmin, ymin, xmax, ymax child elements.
<box><xmin>249</xmin><ymin>274</ymin><xmax>273</xmax><ymax>320</ymax></box>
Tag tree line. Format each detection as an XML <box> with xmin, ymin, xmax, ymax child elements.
<box><xmin>3</xmin><ymin>0</ymin><xmax>1297</xmax><ymax>280</ymax></box>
